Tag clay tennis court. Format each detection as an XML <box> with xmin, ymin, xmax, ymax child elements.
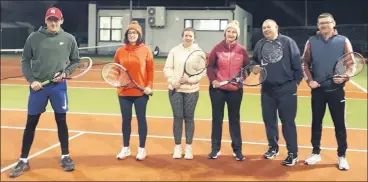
<box><xmin>1</xmin><ymin>58</ymin><xmax>367</xmax><ymax>181</ymax></box>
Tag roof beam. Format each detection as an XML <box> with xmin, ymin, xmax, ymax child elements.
<box><xmin>273</xmin><ymin>0</ymin><xmax>304</xmax><ymax>25</ymax></box>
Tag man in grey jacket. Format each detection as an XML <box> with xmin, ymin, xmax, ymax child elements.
<box><xmin>9</xmin><ymin>7</ymin><xmax>80</xmax><ymax>178</ymax></box>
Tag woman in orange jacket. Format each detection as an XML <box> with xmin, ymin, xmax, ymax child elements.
<box><xmin>114</xmin><ymin>21</ymin><xmax>154</xmax><ymax>161</ymax></box>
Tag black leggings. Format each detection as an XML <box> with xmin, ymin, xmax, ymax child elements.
<box><xmin>118</xmin><ymin>95</ymin><xmax>149</xmax><ymax>148</ymax></box>
<box><xmin>21</xmin><ymin>112</ymin><xmax>69</xmax><ymax>158</ymax></box>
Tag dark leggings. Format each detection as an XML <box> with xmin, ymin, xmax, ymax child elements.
<box><xmin>21</xmin><ymin>112</ymin><xmax>69</xmax><ymax>158</ymax></box>
<box><xmin>118</xmin><ymin>95</ymin><xmax>149</xmax><ymax>148</ymax></box>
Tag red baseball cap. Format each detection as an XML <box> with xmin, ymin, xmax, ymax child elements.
<box><xmin>45</xmin><ymin>7</ymin><xmax>63</xmax><ymax>20</ymax></box>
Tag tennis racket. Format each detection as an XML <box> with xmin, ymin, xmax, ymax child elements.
<box><xmin>41</xmin><ymin>57</ymin><xmax>93</xmax><ymax>86</ymax></box>
<box><xmin>219</xmin><ymin>63</ymin><xmax>267</xmax><ymax>87</ymax></box>
<box><xmin>171</xmin><ymin>49</ymin><xmax>208</xmax><ymax>93</ymax></box>
<box><xmin>260</xmin><ymin>40</ymin><xmax>283</xmax><ymax>65</ymax></box>
<box><xmin>318</xmin><ymin>52</ymin><xmax>365</xmax><ymax>84</ymax></box>
<box><xmin>101</xmin><ymin>63</ymin><xmax>153</xmax><ymax>96</ymax></box>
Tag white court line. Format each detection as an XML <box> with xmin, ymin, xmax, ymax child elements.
<box><xmin>2</xmin><ymin>79</ymin><xmax>367</xmax><ymax>94</ymax></box>
<box><xmin>1</xmin><ymin>126</ymin><xmax>367</xmax><ymax>153</ymax></box>
<box><xmin>1</xmin><ymin>84</ymin><xmax>367</xmax><ymax>100</ymax></box>
<box><xmin>0</xmin><ymin>132</ymin><xmax>84</xmax><ymax>173</ymax></box>
<box><xmin>350</xmin><ymin>80</ymin><xmax>368</xmax><ymax>93</ymax></box>
<box><xmin>1</xmin><ymin>108</ymin><xmax>367</xmax><ymax>131</ymax></box>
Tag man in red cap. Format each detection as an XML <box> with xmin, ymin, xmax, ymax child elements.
<box><xmin>9</xmin><ymin>7</ymin><xmax>79</xmax><ymax>178</ymax></box>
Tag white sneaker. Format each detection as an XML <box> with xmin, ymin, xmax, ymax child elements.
<box><xmin>338</xmin><ymin>156</ymin><xmax>350</xmax><ymax>170</ymax></box>
<box><xmin>184</xmin><ymin>145</ymin><xmax>193</xmax><ymax>160</ymax></box>
<box><xmin>136</xmin><ymin>147</ymin><xmax>146</xmax><ymax>161</ymax></box>
<box><xmin>172</xmin><ymin>145</ymin><xmax>182</xmax><ymax>159</ymax></box>
<box><xmin>117</xmin><ymin>147</ymin><xmax>131</xmax><ymax>159</ymax></box>
<box><xmin>304</xmin><ymin>154</ymin><xmax>321</xmax><ymax>165</ymax></box>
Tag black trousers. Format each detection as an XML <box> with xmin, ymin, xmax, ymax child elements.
<box><xmin>311</xmin><ymin>88</ymin><xmax>347</xmax><ymax>157</ymax></box>
<box><xmin>261</xmin><ymin>81</ymin><xmax>298</xmax><ymax>154</ymax></box>
<box><xmin>209</xmin><ymin>85</ymin><xmax>243</xmax><ymax>153</ymax></box>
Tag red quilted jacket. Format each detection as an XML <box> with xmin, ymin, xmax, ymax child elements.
<box><xmin>207</xmin><ymin>40</ymin><xmax>250</xmax><ymax>91</ymax></box>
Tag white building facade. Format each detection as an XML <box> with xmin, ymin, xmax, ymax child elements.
<box><xmin>87</xmin><ymin>2</ymin><xmax>253</xmax><ymax>55</ymax></box>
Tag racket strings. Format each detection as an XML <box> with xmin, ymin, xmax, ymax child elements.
<box><xmin>102</xmin><ymin>65</ymin><xmax>130</xmax><ymax>87</ymax></box>
<box><xmin>261</xmin><ymin>41</ymin><xmax>283</xmax><ymax>63</ymax></box>
<box><xmin>334</xmin><ymin>53</ymin><xmax>365</xmax><ymax>77</ymax></box>
<box><xmin>184</xmin><ymin>51</ymin><xmax>207</xmax><ymax>76</ymax></box>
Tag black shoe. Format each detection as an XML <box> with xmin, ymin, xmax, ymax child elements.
<box><xmin>9</xmin><ymin>160</ymin><xmax>30</xmax><ymax>178</ymax></box>
<box><xmin>264</xmin><ymin>147</ymin><xmax>279</xmax><ymax>159</ymax></box>
<box><xmin>60</xmin><ymin>156</ymin><xmax>75</xmax><ymax>171</ymax></box>
<box><xmin>208</xmin><ymin>150</ymin><xmax>221</xmax><ymax>159</ymax></box>
<box><xmin>233</xmin><ymin>151</ymin><xmax>245</xmax><ymax>161</ymax></box>
<box><xmin>282</xmin><ymin>153</ymin><xmax>299</xmax><ymax>166</ymax></box>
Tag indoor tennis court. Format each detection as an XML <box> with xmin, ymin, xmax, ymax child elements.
<box><xmin>1</xmin><ymin>49</ymin><xmax>367</xmax><ymax>180</ymax></box>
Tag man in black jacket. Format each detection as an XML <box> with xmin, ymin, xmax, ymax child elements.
<box><xmin>253</xmin><ymin>19</ymin><xmax>303</xmax><ymax>166</ymax></box>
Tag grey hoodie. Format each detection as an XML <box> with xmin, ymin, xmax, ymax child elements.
<box><xmin>21</xmin><ymin>26</ymin><xmax>80</xmax><ymax>84</ymax></box>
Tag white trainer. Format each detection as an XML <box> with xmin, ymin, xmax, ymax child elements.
<box><xmin>338</xmin><ymin>156</ymin><xmax>350</xmax><ymax>170</ymax></box>
<box><xmin>117</xmin><ymin>147</ymin><xmax>131</xmax><ymax>160</ymax></box>
<box><xmin>184</xmin><ymin>145</ymin><xmax>193</xmax><ymax>160</ymax></box>
<box><xmin>173</xmin><ymin>145</ymin><xmax>182</xmax><ymax>159</ymax></box>
<box><xmin>136</xmin><ymin>147</ymin><xmax>146</xmax><ymax>161</ymax></box>
<box><xmin>304</xmin><ymin>154</ymin><xmax>321</xmax><ymax>165</ymax></box>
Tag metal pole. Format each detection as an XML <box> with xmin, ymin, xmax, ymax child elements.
<box><xmin>304</xmin><ymin>0</ymin><xmax>308</xmax><ymax>26</ymax></box>
<box><xmin>129</xmin><ymin>0</ymin><xmax>133</xmax><ymax>23</ymax></box>
<box><xmin>0</xmin><ymin>28</ymin><xmax>2</xmax><ymax>50</ymax></box>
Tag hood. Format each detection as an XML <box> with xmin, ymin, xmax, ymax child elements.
<box><xmin>38</xmin><ymin>26</ymin><xmax>64</xmax><ymax>36</ymax></box>
<box><xmin>124</xmin><ymin>42</ymin><xmax>145</xmax><ymax>51</ymax></box>
<box><xmin>178</xmin><ymin>43</ymin><xmax>200</xmax><ymax>51</ymax></box>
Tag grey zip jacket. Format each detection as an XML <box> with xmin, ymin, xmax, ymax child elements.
<box><xmin>21</xmin><ymin>26</ymin><xmax>80</xmax><ymax>84</ymax></box>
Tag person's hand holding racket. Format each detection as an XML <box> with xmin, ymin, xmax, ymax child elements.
<box><xmin>332</xmin><ymin>73</ymin><xmax>349</xmax><ymax>84</ymax></box>
<box><xmin>52</xmin><ymin>72</ymin><xmax>66</xmax><ymax>82</ymax></box>
<box><xmin>172</xmin><ymin>81</ymin><xmax>181</xmax><ymax>89</ymax></box>
<box><xmin>212</xmin><ymin>80</ymin><xmax>221</xmax><ymax>88</ymax></box>
<box><xmin>251</xmin><ymin>65</ymin><xmax>262</xmax><ymax>74</ymax></box>
<box><xmin>143</xmin><ymin>87</ymin><xmax>153</xmax><ymax>95</ymax></box>
<box><xmin>219</xmin><ymin>63</ymin><xmax>267</xmax><ymax>87</ymax></box>
<box><xmin>30</xmin><ymin>81</ymin><xmax>43</xmax><ymax>91</ymax></box>
<box><xmin>179</xmin><ymin>74</ymin><xmax>189</xmax><ymax>84</ymax></box>
<box><xmin>308</xmin><ymin>80</ymin><xmax>320</xmax><ymax>89</ymax></box>
<box><xmin>41</xmin><ymin>57</ymin><xmax>93</xmax><ymax>86</ymax></box>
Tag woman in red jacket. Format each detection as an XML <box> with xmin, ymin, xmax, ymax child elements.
<box><xmin>114</xmin><ymin>21</ymin><xmax>154</xmax><ymax>161</ymax></box>
<box><xmin>206</xmin><ymin>20</ymin><xmax>250</xmax><ymax>161</ymax></box>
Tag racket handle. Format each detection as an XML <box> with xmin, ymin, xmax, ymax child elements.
<box><xmin>219</xmin><ymin>81</ymin><xmax>227</xmax><ymax>86</ymax></box>
<box><xmin>41</xmin><ymin>80</ymin><xmax>51</xmax><ymax>86</ymax></box>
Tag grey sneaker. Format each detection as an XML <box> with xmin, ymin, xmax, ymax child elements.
<box><xmin>9</xmin><ymin>160</ymin><xmax>30</xmax><ymax>178</ymax></box>
<box><xmin>60</xmin><ymin>156</ymin><xmax>75</xmax><ymax>171</ymax></box>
